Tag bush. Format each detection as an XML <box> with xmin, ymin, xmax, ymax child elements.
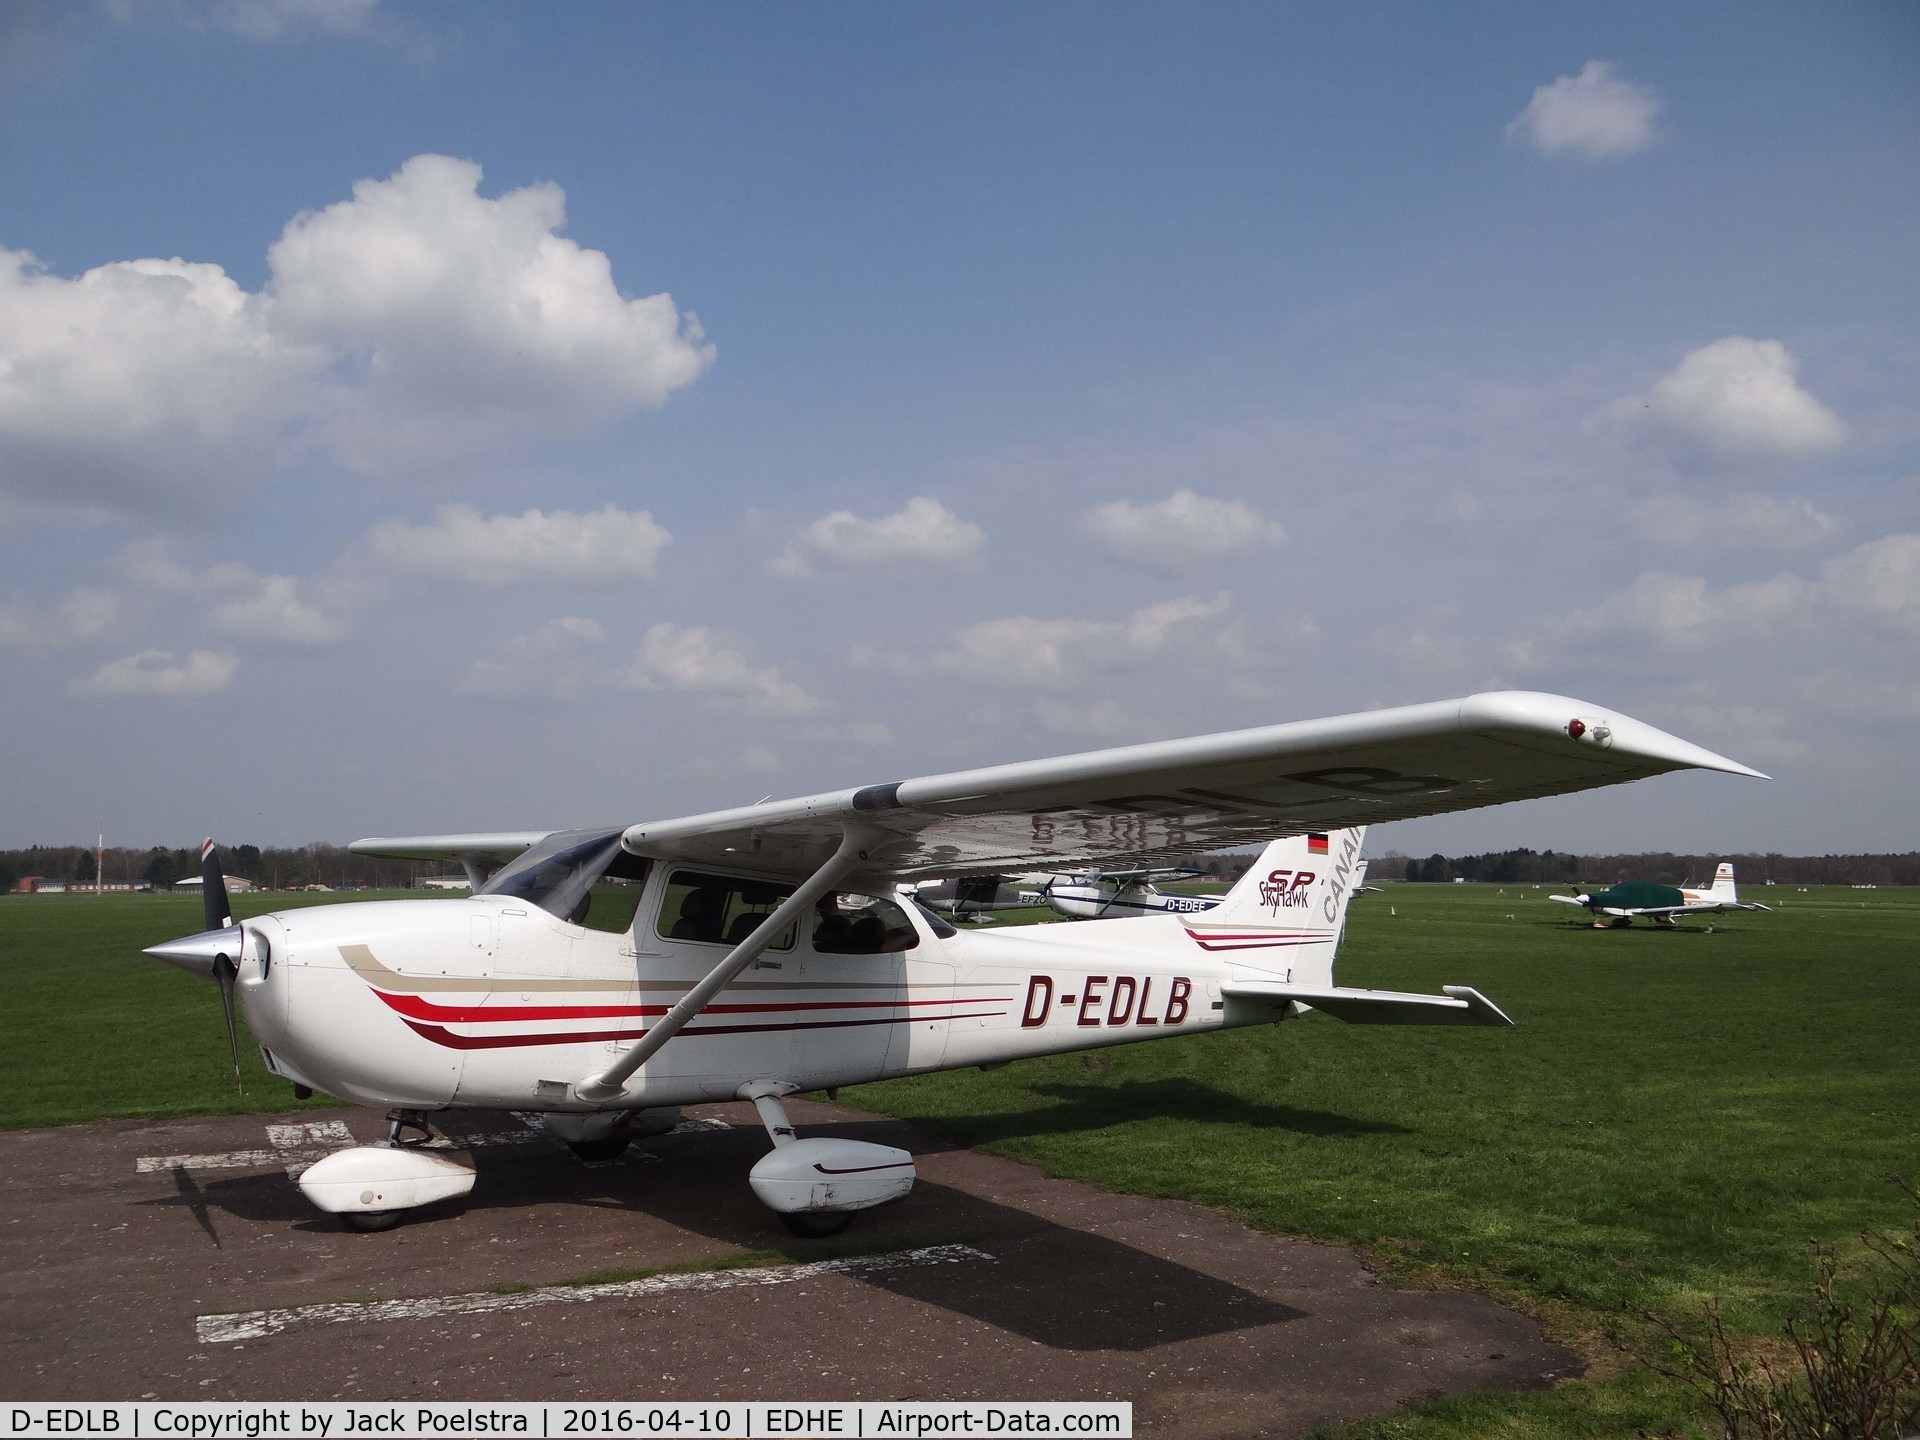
<box><xmin>1644</xmin><ymin>1178</ymin><xmax>1919</xmax><ymax>1439</ymax></box>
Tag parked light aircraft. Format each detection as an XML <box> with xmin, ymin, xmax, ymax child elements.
<box><xmin>1038</xmin><ymin>865</ymin><xmax>1224</xmax><ymax>919</ymax></box>
<box><xmin>1040</xmin><ymin>854</ymin><xmax>1384</xmax><ymax>922</ymax></box>
<box><xmin>1549</xmin><ymin>862</ymin><xmax>1770</xmax><ymax>928</ymax></box>
<box><xmin>144</xmin><ymin>691</ymin><xmax>1762</xmax><ymax>1235</ymax></box>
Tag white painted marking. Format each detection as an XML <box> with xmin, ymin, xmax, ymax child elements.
<box><xmin>198</xmin><ymin>1243</ymin><xmax>994</xmax><ymax>1344</ymax></box>
<box><xmin>136</xmin><ymin>1150</ymin><xmax>280</xmax><ymax>1174</ymax></box>
<box><xmin>265</xmin><ymin>1120</ymin><xmax>354</xmax><ymax>1149</ymax></box>
<box><xmin>139</xmin><ymin>1119</ymin><xmax>359</xmax><ymax>1179</ymax></box>
<box><xmin>139</xmin><ymin>1115</ymin><xmax>728</xmax><ymax>1178</ymax></box>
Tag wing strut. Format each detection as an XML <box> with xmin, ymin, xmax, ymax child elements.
<box><xmin>571</xmin><ymin>824</ymin><xmax>883</xmax><ymax>1104</ymax></box>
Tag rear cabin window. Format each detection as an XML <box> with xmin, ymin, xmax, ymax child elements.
<box><xmin>656</xmin><ymin>871</ymin><xmax>797</xmax><ymax>950</ymax></box>
<box><xmin>813</xmin><ymin>893</ymin><xmax>920</xmax><ymax>954</ymax></box>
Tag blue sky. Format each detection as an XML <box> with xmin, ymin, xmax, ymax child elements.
<box><xmin>2</xmin><ymin>1</ymin><xmax>1916</xmax><ymax>857</ymax></box>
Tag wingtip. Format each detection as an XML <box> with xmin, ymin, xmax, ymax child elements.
<box><xmin>1460</xmin><ymin>691</ymin><xmax>1771</xmax><ymax>782</ymax></box>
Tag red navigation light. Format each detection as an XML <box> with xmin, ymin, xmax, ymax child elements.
<box><xmin>1566</xmin><ymin>719</ymin><xmax>1587</xmax><ymax>739</ymax></box>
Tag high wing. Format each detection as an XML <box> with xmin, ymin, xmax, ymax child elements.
<box><xmin>617</xmin><ymin>690</ymin><xmax>1763</xmax><ymax>884</ymax></box>
<box><xmin>347</xmin><ymin>831</ymin><xmax>555</xmax><ymax>888</ymax></box>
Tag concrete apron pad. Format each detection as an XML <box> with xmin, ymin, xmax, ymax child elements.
<box><xmin>0</xmin><ymin>1099</ymin><xmax>1580</xmax><ymax>1437</ymax></box>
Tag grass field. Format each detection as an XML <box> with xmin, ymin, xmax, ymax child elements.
<box><xmin>0</xmin><ymin>888</ymin><xmax>446</xmax><ymax>1127</ymax></box>
<box><xmin>850</xmin><ymin>883</ymin><xmax>1920</xmax><ymax>1436</ymax></box>
<box><xmin>2</xmin><ymin>881</ymin><xmax>1916</xmax><ymax>1435</ymax></box>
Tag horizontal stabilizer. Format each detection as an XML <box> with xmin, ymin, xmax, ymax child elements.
<box><xmin>1223</xmin><ymin>981</ymin><xmax>1513</xmax><ymax>1026</ymax></box>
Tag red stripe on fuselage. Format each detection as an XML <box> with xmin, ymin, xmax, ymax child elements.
<box><xmin>1184</xmin><ymin>928</ymin><xmax>1334</xmax><ymax>952</ymax></box>
<box><xmin>371</xmin><ymin>991</ymin><xmax>1006</xmax><ymax>1025</ymax></box>
<box><xmin>400</xmin><ymin>1010</ymin><xmax>1012</xmax><ymax>1050</ymax></box>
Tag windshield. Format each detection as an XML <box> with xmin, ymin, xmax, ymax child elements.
<box><xmin>478</xmin><ymin>828</ymin><xmax>628</xmax><ymax>923</ymax></box>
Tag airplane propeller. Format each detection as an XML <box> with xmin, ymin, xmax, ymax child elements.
<box><xmin>143</xmin><ymin>839</ymin><xmax>245</xmax><ymax>1091</ymax></box>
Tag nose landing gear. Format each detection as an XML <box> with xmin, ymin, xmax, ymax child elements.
<box><xmin>298</xmin><ymin>1109</ymin><xmax>477</xmax><ymax>1232</ymax></box>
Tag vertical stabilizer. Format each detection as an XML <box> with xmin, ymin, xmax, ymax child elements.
<box><xmin>1206</xmin><ymin>828</ymin><xmax>1367</xmax><ymax>987</ymax></box>
<box><xmin>1710</xmin><ymin>862</ymin><xmax>1737</xmax><ymax>900</ymax></box>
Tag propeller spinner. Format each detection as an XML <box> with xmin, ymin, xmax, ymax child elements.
<box><xmin>142</xmin><ymin>839</ymin><xmax>245</xmax><ymax>1090</ymax></box>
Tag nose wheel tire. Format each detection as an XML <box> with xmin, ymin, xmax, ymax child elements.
<box><xmin>342</xmin><ymin>1209</ymin><xmax>403</xmax><ymax>1233</ymax></box>
<box><xmin>565</xmin><ymin>1137</ymin><xmax>633</xmax><ymax>1163</ymax></box>
<box><xmin>779</xmin><ymin>1210</ymin><xmax>854</xmax><ymax>1238</ymax></box>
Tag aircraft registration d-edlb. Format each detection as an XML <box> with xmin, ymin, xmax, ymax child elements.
<box><xmin>145</xmin><ymin>690</ymin><xmax>1764</xmax><ymax>1235</ymax></box>
<box><xmin>1549</xmin><ymin>862</ymin><xmax>1773</xmax><ymax>928</ymax></box>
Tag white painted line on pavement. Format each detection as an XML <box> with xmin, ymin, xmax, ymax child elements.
<box><xmin>136</xmin><ymin>1150</ymin><xmax>281</xmax><ymax>1174</ymax></box>
<box><xmin>139</xmin><ymin>1114</ymin><xmax>732</xmax><ymax>1177</ymax></box>
<box><xmin>198</xmin><ymin>1243</ymin><xmax>996</xmax><ymax>1344</ymax></box>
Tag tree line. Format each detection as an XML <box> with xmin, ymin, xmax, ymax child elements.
<box><xmin>0</xmin><ymin>843</ymin><xmax>448</xmax><ymax>893</ymax></box>
<box><xmin>4</xmin><ymin>840</ymin><xmax>1915</xmax><ymax>895</ymax></box>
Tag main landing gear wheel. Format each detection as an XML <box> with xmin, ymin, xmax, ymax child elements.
<box><xmin>780</xmin><ymin>1210</ymin><xmax>854</xmax><ymax>1238</ymax></box>
<box><xmin>566</xmin><ymin>1136</ymin><xmax>632</xmax><ymax>1163</ymax></box>
<box><xmin>343</xmin><ymin>1209</ymin><xmax>403</xmax><ymax>1233</ymax></box>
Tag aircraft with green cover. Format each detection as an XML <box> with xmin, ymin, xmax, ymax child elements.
<box><xmin>1550</xmin><ymin>862</ymin><xmax>1771</xmax><ymax>928</ymax></box>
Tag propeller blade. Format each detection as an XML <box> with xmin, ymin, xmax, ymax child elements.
<box><xmin>199</xmin><ymin>839</ymin><xmax>232</xmax><ymax>933</ymax></box>
<box><xmin>213</xmin><ymin>953</ymin><xmax>242</xmax><ymax>1092</ymax></box>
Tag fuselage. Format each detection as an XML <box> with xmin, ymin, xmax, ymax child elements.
<box><xmin>235</xmin><ymin>877</ymin><xmax>1326</xmax><ymax>1116</ymax></box>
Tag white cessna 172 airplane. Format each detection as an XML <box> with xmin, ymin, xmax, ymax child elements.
<box><xmin>146</xmin><ymin>691</ymin><xmax>1761</xmax><ymax>1235</ymax></box>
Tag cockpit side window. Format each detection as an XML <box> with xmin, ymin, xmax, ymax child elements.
<box><xmin>577</xmin><ymin>851</ymin><xmax>652</xmax><ymax>933</ymax></box>
<box><xmin>813</xmin><ymin>893</ymin><xmax>921</xmax><ymax>954</ymax></box>
<box><xmin>656</xmin><ymin>871</ymin><xmax>798</xmax><ymax>950</ymax></box>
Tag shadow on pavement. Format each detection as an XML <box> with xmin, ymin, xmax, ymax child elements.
<box><xmin>156</xmin><ymin>1106</ymin><xmax>1303</xmax><ymax>1352</ymax></box>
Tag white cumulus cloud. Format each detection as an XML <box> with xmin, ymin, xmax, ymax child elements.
<box><xmin>1506</xmin><ymin>60</ymin><xmax>1661</xmax><ymax>158</ymax></box>
<box><xmin>1079</xmin><ymin>490</ymin><xmax>1286</xmax><ymax>573</ymax></box>
<box><xmin>0</xmin><ymin>588</ymin><xmax>131</xmax><ymax>649</ymax></box>
<box><xmin>363</xmin><ymin>503</ymin><xmax>672</xmax><ymax>585</ymax></box>
<box><xmin>617</xmin><ymin>623</ymin><xmax>817</xmax><ymax>714</ymax></box>
<box><xmin>204</xmin><ymin>574</ymin><xmax>354</xmax><ymax>647</ymax></box>
<box><xmin>108</xmin><ymin>0</ymin><xmax>409</xmax><ymax>44</ymax></box>
<box><xmin>0</xmin><ymin>156</ymin><xmax>711</xmax><ymax>515</ymax></box>
<box><xmin>1822</xmin><ymin>534</ymin><xmax>1920</xmax><ymax>635</ymax></box>
<box><xmin>1630</xmin><ymin>493</ymin><xmax>1838</xmax><ymax>549</ymax></box>
<box><xmin>0</xmin><ymin>249</ymin><xmax>315</xmax><ymax>513</ymax></box>
<box><xmin>1549</xmin><ymin>571</ymin><xmax>1814</xmax><ymax>653</ymax></box>
<box><xmin>768</xmin><ymin>496</ymin><xmax>985</xmax><ymax>580</ymax></box>
<box><xmin>67</xmin><ymin>648</ymin><xmax>236</xmax><ymax>698</ymax></box>
<box><xmin>269</xmin><ymin>155</ymin><xmax>712</xmax><ymax>460</ymax></box>
<box><xmin>112</xmin><ymin>538</ymin><xmax>361</xmax><ymax>647</ymax></box>
<box><xmin>869</xmin><ymin>594</ymin><xmax>1232</xmax><ymax>688</ymax></box>
<box><xmin>458</xmin><ymin>616</ymin><xmax>607</xmax><ymax>700</ymax></box>
<box><xmin>1598</xmin><ymin>337</ymin><xmax>1847</xmax><ymax>461</ymax></box>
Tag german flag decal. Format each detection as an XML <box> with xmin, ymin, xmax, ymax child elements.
<box><xmin>1307</xmin><ymin>833</ymin><xmax>1329</xmax><ymax>854</ymax></box>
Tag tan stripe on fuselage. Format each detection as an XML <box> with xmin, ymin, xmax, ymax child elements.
<box><xmin>337</xmin><ymin>943</ymin><xmax>1001</xmax><ymax>995</ymax></box>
